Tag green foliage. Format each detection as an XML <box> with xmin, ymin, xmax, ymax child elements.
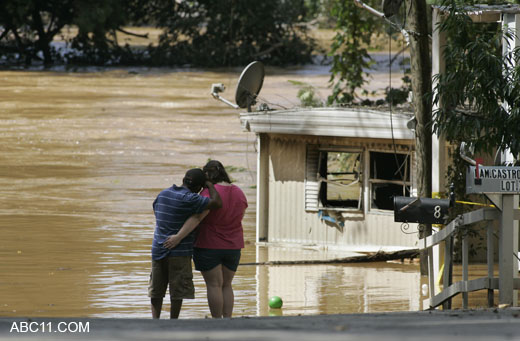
<box><xmin>333</xmin><ymin>152</ymin><xmax>359</xmax><ymax>173</ymax></box>
<box><xmin>0</xmin><ymin>0</ymin><xmax>75</xmax><ymax>66</ymax></box>
<box><xmin>327</xmin><ymin>0</ymin><xmax>380</xmax><ymax>105</ymax></box>
<box><xmin>302</xmin><ymin>0</ymin><xmax>323</xmax><ymax>22</ymax></box>
<box><xmin>289</xmin><ymin>80</ymin><xmax>324</xmax><ymax>107</ymax></box>
<box><xmin>446</xmin><ymin>145</ymin><xmax>489</xmax><ymax>261</ymax></box>
<box><xmin>428</xmin><ymin>0</ymin><xmax>512</xmax><ymax>5</ymax></box>
<box><xmin>150</xmin><ymin>0</ymin><xmax>315</xmax><ymax>67</ymax></box>
<box><xmin>224</xmin><ymin>165</ymin><xmax>247</xmax><ymax>173</ymax></box>
<box><xmin>0</xmin><ymin>0</ymin><xmax>137</xmax><ymax>66</ymax></box>
<box><xmin>385</xmin><ymin>85</ymin><xmax>409</xmax><ymax>105</ymax></box>
<box><xmin>68</xmin><ymin>0</ymin><xmax>135</xmax><ymax>65</ymax></box>
<box><xmin>0</xmin><ymin>0</ymin><xmax>315</xmax><ymax>67</ymax></box>
<box><xmin>433</xmin><ymin>1</ymin><xmax>520</xmax><ymax>260</ymax></box>
<box><xmin>386</xmin><ymin>57</ymin><xmax>412</xmax><ymax>105</ymax></box>
<box><xmin>301</xmin><ymin>0</ymin><xmax>338</xmax><ymax>28</ymax></box>
<box><xmin>432</xmin><ymin>0</ymin><xmax>520</xmax><ymax>157</ymax></box>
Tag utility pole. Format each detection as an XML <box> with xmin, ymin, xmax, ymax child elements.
<box><xmin>353</xmin><ymin>0</ymin><xmax>433</xmax><ymax>274</ymax></box>
<box><xmin>406</xmin><ymin>0</ymin><xmax>432</xmax><ymax>275</ymax></box>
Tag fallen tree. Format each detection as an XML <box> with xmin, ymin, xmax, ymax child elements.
<box><xmin>240</xmin><ymin>249</ymin><xmax>419</xmax><ymax>266</ymax></box>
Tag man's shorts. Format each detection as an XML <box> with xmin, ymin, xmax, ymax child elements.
<box><xmin>148</xmin><ymin>256</ymin><xmax>195</xmax><ymax>300</ymax></box>
<box><xmin>193</xmin><ymin>248</ymin><xmax>241</xmax><ymax>272</ymax></box>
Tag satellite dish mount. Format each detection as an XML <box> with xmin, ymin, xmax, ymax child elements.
<box><xmin>211</xmin><ymin>61</ymin><xmax>265</xmax><ymax>112</ymax></box>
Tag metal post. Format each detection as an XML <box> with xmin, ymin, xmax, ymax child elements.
<box><xmin>432</xmin><ymin>6</ymin><xmax>447</xmax><ymax>288</ymax></box>
<box><xmin>428</xmin><ymin>247</ymin><xmax>435</xmax><ymax>300</ymax></box>
<box><xmin>500</xmin><ymin>12</ymin><xmax>520</xmax><ymax>307</ymax></box>
<box><xmin>512</xmin><ymin>195</ymin><xmax>519</xmax><ymax>307</ymax></box>
<box><xmin>442</xmin><ymin>235</ymin><xmax>452</xmax><ymax>309</ymax></box>
<box><xmin>487</xmin><ymin>223</ymin><xmax>495</xmax><ymax>307</ymax></box>
<box><xmin>432</xmin><ymin>7</ymin><xmax>447</xmax><ymax>197</ymax></box>
<box><xmin>499</xmin><ymin>194</ymin><xmax>516</xmax><ymax>305</ymax></box>
<box><xmin>462</xmin><ymin>231</ymin><xmax>469</xmax><ymax>309</ymax></box>
<box><xmin>256</xmin><ymin>134</ymin><xmax>269</xmax><ymax>243</ymax></box>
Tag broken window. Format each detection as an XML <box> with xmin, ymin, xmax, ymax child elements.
<box><xmin>318</xmin><ymin>151</ymin><xmax>362</xmax><ymax>210</ymax></box>
<box><xmin>369</xmin><ymin>151</ymin><xmax>411</xmax><ymax>210</ymax></box>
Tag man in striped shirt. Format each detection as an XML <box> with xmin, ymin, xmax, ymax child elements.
<box><xmin>149</xmin><ymin>168</ymin><xmax>222</xmax><ymax>319</ymax></box>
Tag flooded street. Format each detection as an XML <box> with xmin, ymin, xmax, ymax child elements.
<box><xmin>0</xmin><ymin>64</ymin><xmax>426</xmax><ymax>318</ymax></box>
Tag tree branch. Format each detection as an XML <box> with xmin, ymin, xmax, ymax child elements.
<box><xmin>241</xmin><ymin>249</ymin><xmax>419</xmax><ymax>266</ymax></box>
<box><xmin>0</xmin><ymin>28</ymin><xmax>9</xmax><ymax>41</ymax></box>
<box><xmin>252</xmin><ymin>42</ymin><xmax>283</xmax><ymax>58</ymax></box>
<box><xmin>116</xmin><ymin>28</ymin><xmax>149</xmax><ymax>39</ymax></box>
<box><xmin>453</xmin><ymin>107</ymin><xmax>482</xmax><ymax>118</ymax></box>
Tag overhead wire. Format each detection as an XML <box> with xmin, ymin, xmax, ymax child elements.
<box><xmin>388</xmin><ymin>26</ymin><xmax>410</xmax><ymax>197</ymax></box>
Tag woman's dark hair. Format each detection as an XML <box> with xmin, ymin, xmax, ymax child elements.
<box><xmin>203</xmin><ymin>160</ymin><xmax>231</xmax><ymax>184</ymax></box>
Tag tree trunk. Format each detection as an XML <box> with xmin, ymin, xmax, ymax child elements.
<box><xmin>240</xmin><ymin>249</ymin><xmax>420</xmax><ymax>266</ymax></box>
<box><xmin>406</xmin><ymin>0</ymin><xmax>432</xmax><ymax>275</ymax></box>
<box><xmin>32</xmin><ymin>5</ymin><xmax>53</xmax><ymax>67</ymax></box>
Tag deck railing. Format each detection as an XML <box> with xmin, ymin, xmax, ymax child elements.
<box><xmin>419</xmin><ymin>206</ymin><xmax>520</xmax><ymax>309</ymax></box>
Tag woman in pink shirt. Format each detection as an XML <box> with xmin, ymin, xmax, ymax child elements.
<box><xmin>194</xmin><ymin>160</ymin><xmax>248</xmax><ymax>318</ymax></box>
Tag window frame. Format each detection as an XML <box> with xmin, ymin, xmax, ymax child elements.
<box><xmin>318</xmin><ymin>149</ymin><xmax>363</xmax><ymax>210</ymax></box>
<box><xmin>305</xmin><ymin>145</ymin><xmax>414</xmax><ymax>215</ymax></box>
<box><xmin>305</xmin><ymin>145</ymin><xmax>364</xmax><ymax>213</ymax></box>
<box><xmin>367</xmin><ymin>149</ymin><xmax>412</xmax><ymax>213</ymax></box>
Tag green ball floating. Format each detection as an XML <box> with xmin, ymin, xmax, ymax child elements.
<box><xmin>269</xmin><ymin>296</ymin><xmax>283</xmax><ymax>309</ymax></box>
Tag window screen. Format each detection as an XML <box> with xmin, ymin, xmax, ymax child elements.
<box><xmin>318</xmin><ymin>151</ymin><xmax>362</xmax><ymax>209</ymax></box>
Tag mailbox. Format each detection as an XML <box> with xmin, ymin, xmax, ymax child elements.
<box><xmin>394</xmin><ymin>196</ymin><xmax>450</xmax><ymax>225</ymax></box>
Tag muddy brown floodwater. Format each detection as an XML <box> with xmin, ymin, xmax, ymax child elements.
<box><xmin>0</xmin><ymin>63</ymin><xmax>443</xmax><ymax>319</ymax></box>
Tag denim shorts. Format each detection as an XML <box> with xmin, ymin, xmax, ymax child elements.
<box><xmin>193</xmin><ymin>248</ymin><xmax>241</xmax><ymax>272</ymax></box>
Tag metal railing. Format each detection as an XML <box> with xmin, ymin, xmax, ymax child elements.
<box><xmin>419</xmin><ymin>206</ymin><xmax>520</xmax><ymax>309</ymax></box>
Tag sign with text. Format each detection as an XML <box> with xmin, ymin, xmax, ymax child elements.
<box><xmin>466</xmin><ymin>165</ymin><xmax>520</xmax><ymax>194</ymax></box>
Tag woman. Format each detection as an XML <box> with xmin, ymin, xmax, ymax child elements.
<box><xmin>194</xmin><ymin>160</ymin><xmax>248</xmax><ymax>318</ymax></box>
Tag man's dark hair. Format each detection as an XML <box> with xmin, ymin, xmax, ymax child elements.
<box><xmin>183</xmin><ymin>168</ymin><xmax>206</xmax><ymax>192</ymax></box>
<box><xmin>203</xmin><ymin>160</ymin><xmax>231</xmax><ymax>184</ymax></box>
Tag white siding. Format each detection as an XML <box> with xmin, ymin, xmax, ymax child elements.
<box><xmin>265</xmin><ymin>135</ymin><xmax>418</xmax><ymax>251</ymax></box>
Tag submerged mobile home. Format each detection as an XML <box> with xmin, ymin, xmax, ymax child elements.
<box><xmin>241</xmin><ymin>107</ymin><xmax>418</xmax><ymax>252</ymax></box>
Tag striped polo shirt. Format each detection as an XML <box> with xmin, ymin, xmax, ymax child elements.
<box><xmin>151</xmin><ymin>185</ymin><xmax>209</xmax><ymax>260</ymax></box>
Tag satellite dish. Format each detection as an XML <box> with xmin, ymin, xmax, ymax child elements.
<box><xmin>235</xmin><ymin>61</ymin><xmax>265</xmax><ymax>111</ymax></box>
<box><xmin>383</xmin><ymin>0</ymin><xmax>404</xmax><ymax>18</ymax></box>
<box><xmin>210</xmin><ymin>61</ymin><xmax>265</xmax><ymax>112</ymax></box>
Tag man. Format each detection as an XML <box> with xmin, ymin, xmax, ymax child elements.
<box><xmin>149</xmin><ymin>168</ymin><xmax>222</xmax><ymax>319</ymax></box>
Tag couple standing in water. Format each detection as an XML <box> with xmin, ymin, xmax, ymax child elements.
<box><xmin>149</xmin><ymin>160</ymin><xmax>248</xmax><ymax>319</ymax></box>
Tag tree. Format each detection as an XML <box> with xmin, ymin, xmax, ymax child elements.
<box><xmin>68</xmin><ymin>0</ymin><xmax>135</xmax><ymax>65</ymax></box>
<box><xmin>432</xmin><ymin>1</ymin><xmax>520</xmax><ymax>159</ymax></box>
<box><xmin>149</xmin><ymin>0</ymin><xmax>315</xmax><ymax>67</ymax></box>
<box><xmin>0</xmin><ymin>0</ymin><xmax>316</xmax><ymax>67</ymax></box>
<box><xmin>327</xmin><ymin>0</ymin><xmax>432</xmax><ymax>272</ymax></box>
<box><xmin>0</xmin><ymin>0</ymin><xmax>74</xmax><ymax>66</ymax></box>
<box><xmin>327</xmin><ymin>0</ymin><xmax>381</xmax><ymax>104</ymax></box>
<box><xmin>406</xmin><ymin>0</ymin><xmax>432</xmax><ymax>274</ymax></box>
<box><xmin>0</xmin><ymin>0</ymin><xmax>148</xmax><ymax>66</ymax></box>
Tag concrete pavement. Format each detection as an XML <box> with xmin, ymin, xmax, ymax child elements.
<box><xmin>2</xmin><ymin>308</ymin><xmax>520</xmax><ymax>340</ymax></box>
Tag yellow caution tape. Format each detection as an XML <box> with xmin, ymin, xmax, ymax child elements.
<box><xmin>433</xmin><ymin>192</ymin><xmax>495</xmax><ymax>207</ymax></box>
<box><xmin>455</xmin><ymin>200</ymin><xmax>495</xmax><ymax>208</ymax></box>
<box><xmin>437</xmin><ymin>262</ymin><xmax>444</xmax><ymax>287</ymax></box>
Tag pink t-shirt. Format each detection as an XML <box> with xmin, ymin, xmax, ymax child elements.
<box><xmin>195</xmin><ymin>184</ymin><xmax>248</xmax><ymax>249</ymax></box>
